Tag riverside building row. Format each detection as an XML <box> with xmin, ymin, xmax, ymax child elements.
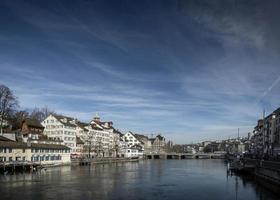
<box><xmin>0</xmin><ymin>114</ymin><xmax>167</xmax><ymax>165</ymax></box>
<box><xmin>250</xmin><ymin>108</ymin><xmax>280</xmax><ymax>158</ymax></box>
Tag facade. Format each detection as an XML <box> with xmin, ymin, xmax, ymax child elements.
<box><xmin>0</xmin><ymin>136</ymin><xmax>26</xmax><ymax>162</ymax></box>
<box><xmin>122</xmin><ymin>131</ymin><xmax>143</xmax><ymax>148</ymax></box>
<box><xmin>123</xmin><ymin>144</ymin><xmax>144</xmax><ymax>158</ymax></box>
<box><xmin>150</xmin><ymin>135</ymin><xmax>166</xmax><ymax>153</ymax></box>
<box><xmin>42</xmin><ymin>114</ymin><xmax>78</xmax><ymax>152</ymax></box>
<box><xmin>0</xmin><ymin>136</ymin><xmax>71</xmax><ymax>165</ymax></box>
<box><xmin>249</xmin><ymin>107</ymin><xmax>280</xmax><ymax>158</ymax></box>
<box><xmin>83</xmin><ymin>115</ymin><xmax>118</xmax><ymax>157</ymax></box>
<box><xmin>30</xmin><ymin>143</ymin><xmax>71</xmax><ymax>165</ymax></box>
<box><xmin>21</xmin><ymin>118</ymin><xmax>63</xmax><ymax>145</ymax></box>
<box><xmin>74</xmin><ymin>136</ymin><xmax>85</xmax><ymax>157</ymax></box>
<box><xmin>134</xmin><ymin>134</ymin><xmax>152</xmax><ymax>153</ymax></box>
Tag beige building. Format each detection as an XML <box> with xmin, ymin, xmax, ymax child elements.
<box><xmin>0</xmin><ymin>136</ymin><xmax>71</xmax><ymax>165</ymax></box>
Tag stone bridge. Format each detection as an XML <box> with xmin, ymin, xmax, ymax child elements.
<box><xmin>145</xmin><ymin>153</ymin><xmax>226</xmax><ymax>160</ymax></box>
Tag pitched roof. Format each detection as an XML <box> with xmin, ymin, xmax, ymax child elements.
<box><xmin>76</xmin><ymin>122</ymin><xmax>89</xmax><ymax>131</ymax></box>
<box><xmin>0</xmin><ymin>140</ymin><xmax>27</xmax><ymax>148</ymax></box>
<box><xmin>90</xmin><ymin>124</ymin><xmax>103</xmax><ymax>130</ymax></box>
<box><xmin>23</xmin><ymin>118</ymin><xmax>44</xmax><ymax>129</ymax></box>
<box><xmin>31</xmin><ymin>143</ymin><xmax>70</xmax><ymax>150</ymax></box>
<box><xmin>155</xmin><ymin>134</ymin><xmax>165</xmax><ymax>140</ymax></box>
<box><xmin>113</xmin><ymin>129</ymin><xmax>123</xmax><ymax>136</ymax></box>
<box><xmin>124</xmin><ymin>132</ymin><xmax>145</xmax><ymax>145</ymax></box>
<box><xmin>0</xmin><ymin>135</ymin><xmax>13</xmax><ymax>142</ymax></box>
<box><xmin>53</xmin><ymin>114</ymin><xmax>77</xmax><ymax>127</ymax></box>
<box><xmin>134</xmin><ymin>134</ymin><xmax>148</xmax><ymax>141</ymax></box>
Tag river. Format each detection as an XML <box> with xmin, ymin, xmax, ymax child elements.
<box><xmin>0</xmin><ymin>159</ymin><xmax>279</xmax><ymax>200</ymax></box>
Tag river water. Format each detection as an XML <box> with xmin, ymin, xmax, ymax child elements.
<box><xmin>0</xmin><ymin>159</ymin><xmax>279</xmax><ymax>200</ymax></box>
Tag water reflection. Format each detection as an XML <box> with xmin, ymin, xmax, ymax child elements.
<box><xmin>0</xmin><ymin>160</ymin><xmax>279</xmax><ymax>200</ymax></box>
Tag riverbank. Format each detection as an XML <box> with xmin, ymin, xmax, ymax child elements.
<box><xmin>228</xmin><ymin>158</ymin><xmax>280</xmax><ymax>192</ymax></box>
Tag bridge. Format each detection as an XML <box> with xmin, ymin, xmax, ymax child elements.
<box><xmin>144</xmin><ymin>152</ymin><xmax>226</xmax><ymax>160</ymax></box>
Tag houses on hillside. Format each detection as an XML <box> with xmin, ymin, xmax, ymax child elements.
<box><xmin>0</xmin><ymin>113</ymin><xmax>168</xmax><ymax>166</ymax></box>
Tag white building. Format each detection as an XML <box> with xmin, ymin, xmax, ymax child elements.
<box><xmin>42</xmin><ymin>114</ymin><xmax>78</xmax><ymax>153</ymax></box>
<box><xmin>123</xmin><ymin>144</ymin><xmax>144</xmax><ymax>158</ymax></box>
<box><xmin>122</xmin><ymin>131</ymin><xmax>144</xmax><ymax>148</ymax></box>
<box><xmin>83</xmin><ymin>114</ymin><xmax>120</xmax><ymax>157</ymax></box>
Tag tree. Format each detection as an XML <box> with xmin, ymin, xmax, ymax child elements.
<box><xmin>8</xmin><ymin>110</ymin><xmax>29</xmax><ymax>130</ymax></box>
<box><xmin>83</xmin><ymin>131</ymin><xmax>95</xmax><ymax>159</ymax></box>
<box><xmin>0</xmin><ymin>85</ymin><xmax>18</xmax><ymax>134</ymax></box>
<box><xmin>109</xmin><ymin>133</ymin><xmax>120</xmax><ymax>157</ymax></box>
<box><xmin>29</xmin><ymin>106</ymin><xmax>55</xmax><ymax>122</ymax></box>
<box><xmin>94</xmin><ymin>137</ymin><xmax>104</xmax><ymax>157</ymax></box>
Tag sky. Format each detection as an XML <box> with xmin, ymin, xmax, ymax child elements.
<box><xmin>1</xmin><ymin>0</ymin><xmax>280</xmax><ymax>144</ymax></box>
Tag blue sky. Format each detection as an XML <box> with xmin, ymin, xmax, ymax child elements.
<box><xmin>1</xmin><ymin>0</ymin><xmax>280</xmax><ymax>143</ymax></box>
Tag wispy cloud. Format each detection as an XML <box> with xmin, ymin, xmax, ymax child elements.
<box><xmin>1</xmin><ymin>0</ymin><xmax>280</xmax><ymax>143</ymax></box>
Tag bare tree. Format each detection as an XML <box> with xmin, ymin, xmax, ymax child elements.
<box><xmin>83</xmin><ymin>131</ymin><xmax>94</xmax><ymax>159</ymax></box>
<box><xmin>29</xmin><ymin>106</ymin><xmax>55</xmax><ymax>122</ymax></box>
<box><xmin>94</xmin><ymin>137</ymin><xmax>104</xmax><ymax>158</ymax></box>
<box><xmin>109</xmin><ymin>134</ymin><xmax>120</xmax><ymax>157</ymax></box>
<box><xmin>8</xmin><ymin>110</ymin><xmax>29</xmax><ymax>130</ymax></box>
<box><xmin>0</xmin><ymin>85</ymin><xmax>18</xmax><ymax>134</ymax></box>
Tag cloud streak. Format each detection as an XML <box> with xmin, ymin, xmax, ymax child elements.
<box><xmin>1</xmin><ymin>0</ymin><xmax>280</xmax><ymax>143</ymax></box>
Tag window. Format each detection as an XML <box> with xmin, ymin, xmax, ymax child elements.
<box><xmin>9</xmin><ymin>148</ymin><xmax>12</xmax><ymax>153</ymax></box>
<box><xmin>9</xmin><ymin>157</ymin><xmax>13</xmax><ymax>161</ymax></box>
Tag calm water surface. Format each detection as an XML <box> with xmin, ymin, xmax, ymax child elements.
<box><xmin>0</xmin><ymin>160</ymin><xmax>279</xmax><ymax>200</ymax></box>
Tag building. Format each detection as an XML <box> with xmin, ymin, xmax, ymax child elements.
<box><xmin>42</xmin><ymin>114</ymin><xmax>78</xmax><ymax>152</ymax></box>
<box><xmin>74</xmin><ymin>136</ymin><xmax>85</xmax><ymax>157</ymax></box>
<box><xmin>122</xmin><ymin>131</ymin><xmax>144</xmax><ymax>148</ymax></box>
<box><xmin>29</xmin><ymin>143</ymin><xmax>71</xmax><ymax>165</ymax></box>
<box><xmin>0</xmin><ymin>136</ymin><xmax>71</xmax><ymax>165</ymax></box>
<box><xmin>123</xmin><ymin>144</ymin><xmax>144</xmax><ymax>158</ymax></box>
<box><xmin>249</xmin><ymin>107</ymin><xmax>280</xmax><ymax>158</ymax></box>
<box><xmin>134</xmin><ymin>134</ymin><xmax>152</xmax><ymax>153</ymax></box>
<box><xmin>21</xmin><ymin>118</ymin><xmax>63</xmax><ymax>145</ymax></box>
<box><xmin>150</xmin><ymin>135</ymin><xmax>166</xmax><ymax>153</ymax></box>
<box><xmin>0</xmin><ymin>136</ymin><xmax>27</xmax><ymax>162</ymax></box>
<box><xmin>83</xmin><ymin>114</ymin><xmax>119</xmax><ymax>157</ymax></box>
